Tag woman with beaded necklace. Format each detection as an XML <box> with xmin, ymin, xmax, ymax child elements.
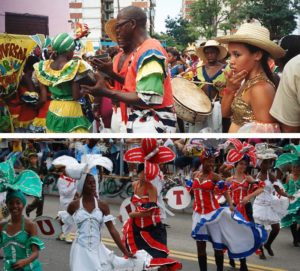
<box><xmin>218</xmin><ymin>23</ymin><xmax>285</xmax><ymax>133</ymax></box>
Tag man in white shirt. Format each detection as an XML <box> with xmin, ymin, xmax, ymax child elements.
<box><xmin>270</xmin><ymin>55</ymin><xmax>300</xmax><ymax>132</ymax></box>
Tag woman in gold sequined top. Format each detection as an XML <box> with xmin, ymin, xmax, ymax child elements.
<box><xmin>216</xmin><ymin>23</ymin><xmax>285</xmax><ymax>133</ymax></box>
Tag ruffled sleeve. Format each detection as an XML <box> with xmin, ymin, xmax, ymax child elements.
<box><xmin>34</xmin><ymin>59</ymin><xmax>92</xmax><ymax>87</ymax></box>
<box><xmin>185</xmin><ymin>179</ymin><xmax>194</xmax><ymax>193</ymax></box>
<box><xmin>135</xmin><ymin>49</ymin><xmax>166</xmax><ymax>105</ymax></box>
<box><xmin>103</xmin><ymin>214</ymin><xmax>115</xmax><ymax>224</ymax></box>
<box><xmin>26</xmin><ymin>236</ymin><xmax>45</xmax><ymax>250</ymax></box>
<box><xmin>251</xmin><ymin>180</ymin><xmax>265</xmax><ymax>193</ymax></box>
<box><xmin>214</xmin><ymin>180</ymin><xmax>229</xmax><ymax>195</ymax></box>
<box><xmin>58</xmin><ymin>210</ymin><xmax>75</xmax><ymax>233</ymax></box>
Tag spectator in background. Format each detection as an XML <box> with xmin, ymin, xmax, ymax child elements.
<box><xmin>270</xmin><ymin>54</ymin><xmax>300</xmax><ymax>132</ymax></box>
<box><xmin>26</xmin><ymin>152</ymin><xmax>45</xmax><ymax>217</ymax></box>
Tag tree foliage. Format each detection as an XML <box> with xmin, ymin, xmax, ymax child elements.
<box><xmin>188</xmin><ymin>0</ymin><xmax>299</xmax><ymax>40</ymax></box>
<box><xmin>241</xmin><ymin>0</ymin><xmax>298</xmax><ymax>39</ymax></box>
<box><xmin>190</xmin><ymin>0</ymin><xmax>244</xmax><ymax>39</ymax></box>
<box><xmin>164</xmin><ymin>16</ymin><xmax>198</xmax><ymax>50</ymax></box>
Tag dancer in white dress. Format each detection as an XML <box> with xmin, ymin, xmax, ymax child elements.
<box><xmin>67</xmin><ymin>172</ymin><xmax>149</xmax><ymax>271</ymax></box>
<box><xmin>252</xmin><ymin>144</ymin><xmax>292</xmax><ymax>259</ymax></box>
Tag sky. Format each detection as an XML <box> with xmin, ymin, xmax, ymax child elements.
<box><xmin>154</xmin><ymin>0</ymin><xmax>182</xmax><ymax>33</ymax></box>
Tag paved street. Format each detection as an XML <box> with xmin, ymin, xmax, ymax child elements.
<box><xmin>1</xmin><ymin>195</ymin><xmax>299</xmax><ymax>271</ymax></box>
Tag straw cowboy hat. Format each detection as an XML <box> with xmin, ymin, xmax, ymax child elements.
<box><xmin>216</xmin><ymin>23</ymin><xmax>285</xmax><ymax>59</ymax></box>
<box><xmin>105</xmin><ymin>18</ymin><xmax>117</xmax><ymax>42</ymax></box>
<box><xmin>196</xmin><ymin>40</ymin><xmax>228</xmax><ymax>61</ymax></box>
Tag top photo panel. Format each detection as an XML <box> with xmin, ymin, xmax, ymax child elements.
<box><xmin>1</xmin><ymin>0</ymin><xmax>300</xmax><ymax>134</ymax></box>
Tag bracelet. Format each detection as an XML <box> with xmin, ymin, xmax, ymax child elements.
<box><xmin>222</xmin><ymin>87</ymin><xmax>235</xmax><ymax>95</ymax></box>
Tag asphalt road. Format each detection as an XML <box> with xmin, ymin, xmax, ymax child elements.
<box><xmin>1</xmin><ymin>195</ymin><xmax>299</xmax><ymax>271</ymax></box>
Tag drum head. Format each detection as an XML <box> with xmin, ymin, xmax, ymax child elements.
<box><xmin>172</xmin><ymin>77</ymin><xmax>212</xmax><ymax>114</ymax></box>
<box><xmin>166</xmin><ymin>186</ymin><xmax>191</xmax><ymax>210</ymax></box>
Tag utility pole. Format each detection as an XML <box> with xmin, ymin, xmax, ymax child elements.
<box><xmin>149</xmin><ymin>0</ymin><xmax>153</xmax><ymax>36</ymax></box>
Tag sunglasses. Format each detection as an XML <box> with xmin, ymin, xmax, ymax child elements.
<box><xmin>115</xmin><ymin>19</ymin><xmax>132</xmax><ymax>30</ymax></box>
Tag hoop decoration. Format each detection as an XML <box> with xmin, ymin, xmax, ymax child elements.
<box><xmin>166</xmin><ymin>186</ymin><xmax>191</xmax><ymax>210</ymax></box>
<box><xmin>34</xmin><ymin>216</ymin><xmax>62</xmax><ymax>239</ymax></box>
<box><xmin>119</xmin><ymin>197</ymin><xmax>135</xmax><ymax>222</ymax></box>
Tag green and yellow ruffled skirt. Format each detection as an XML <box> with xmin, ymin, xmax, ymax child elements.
<box><xmin>46</xmin><ymin>100</ymin><xmax>91</xmax><ymax>133</ymax></box>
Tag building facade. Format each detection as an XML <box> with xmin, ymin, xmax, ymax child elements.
<box><xmin>0</xmin><ymin>0</ymin><xmax>71</xmax><ymax>36</ymax></box>
<box><xmin>182</xmin><ymin>0</ymin><xmax>196</xmax><ymax>20</ymax></box>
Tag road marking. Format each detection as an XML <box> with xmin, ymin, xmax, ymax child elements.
<box><xmin>102</xmin><ymin>238</ymin><xmax>287</xmax><ymax>271</ymax></box>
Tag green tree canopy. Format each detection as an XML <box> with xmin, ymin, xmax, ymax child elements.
<box><xmin>164</xmin><ymin>16</ymin><xmax>198</xmax><ymax>51</ymax></box>
<box><xmin>241</xmin><ymin>0</ymin><xmax>298</xmax><ymax>39</ymax></box>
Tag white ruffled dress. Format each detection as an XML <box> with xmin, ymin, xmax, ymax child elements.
<box><xmin>253</xmin><ymin>177</ymin><xmax>289</xmax><ymax>229</ymax></box>
<box><xmin>62</xmin><ymin>198</ymin><xmax>150</xmax><ymax>271</ymax></box>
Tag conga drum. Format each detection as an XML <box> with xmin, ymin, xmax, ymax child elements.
<box><xmin>171</xmin><ymin>77</ymin><xmax>212</xmax><ymax>124</ymax></box>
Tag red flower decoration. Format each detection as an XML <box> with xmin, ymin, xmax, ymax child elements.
<box><xmin>124</xmin><ymin>139</ymin><xmax>175</xmax><ymax>181</ymax></box>
<box><xmin>226</xmin><ymin>139</ymin><xmax>256</xmax><ymax>166</ymax></box>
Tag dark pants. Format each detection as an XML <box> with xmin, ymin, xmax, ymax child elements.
<box><xmin>26</xmin><ymin>193</ymin><xmax>44</xmax><ymax>217</ymax></box>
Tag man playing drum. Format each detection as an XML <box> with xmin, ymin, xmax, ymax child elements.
<box><xmin>83</xmin><ymin>6</ymin><xmax>176</xmax><ymax>133</ymax></box>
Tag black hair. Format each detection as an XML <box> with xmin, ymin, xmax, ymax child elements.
<box><xmin>244</xmin><ymin>43</ymin><xmax>275</xmax><ymax>85</ymax></box>
<box><xmin>24</xmin><ymin>55</ymin><xmax>39</xmax><ymax>72</ymax></box>
<box><xmin>234</xmin><ymin>155</ymin><xmax>250</xmax><ymax>167</ymax></box>
<box><xmin>279</xmin><ymin>35</ymin><xmax>300</xmax><ymax>68</ymax></box>
<box><xmin>167</xmin><ymin>48</ymin><xmax>180</xmax><ymax>61</ymax></box>
<box><xmin>137</xmin><ymin>163</ymin><xmax>144</xmax><ymax>174</ymax></box>
<box><xmin>119</xmin><ymin>6</ymin><xmax>147</xmax><ymax>28</ymax></box>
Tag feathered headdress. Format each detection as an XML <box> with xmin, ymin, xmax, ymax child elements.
<box><xmin>0</xmin><ymin>154</ymin><xmax>42</xmax><ymax>198</ymax></box>
<box><xmin>75</xmin><ymin>23</ymin><xmax>90</xmax><ymax>39</ymax></box>
<box><xmin>124</xmin><ymin>139</ymin><xmax>175</xmax><ymax>181</ymax></box>
<box><xmin>225</xmin><ymin>139</ymin><xmax>256</xmax><ymax>166</ymax></box>
<box><xmin>275</xmin><ymin>144</ymin><xmax>300</xmax><ymax>169</ymax></box>
<box><xmin>52</xmin><ymin>155</ymin><xmax>113</xmax><ymax>195</ymax></box>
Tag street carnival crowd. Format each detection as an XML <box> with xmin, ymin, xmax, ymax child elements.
<box><xmin>1</xmin><ymin>6</ymin><xmax>300</xmax><ymax>134</ymax></box>
<box><xmin>0</xmin><ymin>137</ymin><xmax>299</xmax><ymax>270</ymax></box>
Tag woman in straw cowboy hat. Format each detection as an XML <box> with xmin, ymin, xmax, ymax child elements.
<box><xmin>217</xmin><ymin>23</ymin><xmax>285</xmax><ymax>133</ymax></box>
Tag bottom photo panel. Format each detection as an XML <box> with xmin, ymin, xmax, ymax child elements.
<box><xmin>0</xmin><ymin>138</ymin><xmax>299</xmax><ymax>271</ymax></box>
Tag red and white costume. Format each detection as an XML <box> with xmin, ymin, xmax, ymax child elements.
<box><xmin>123</xmin><ymin>139</ymin><xmax>182</xmax><ymax>270</ymax></box>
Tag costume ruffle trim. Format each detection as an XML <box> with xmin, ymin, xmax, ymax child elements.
<box><xmin>46</xmin><ymin>110</ymin><xmax>91</xmax><ymax>133</ymax></box>
<box><xmin>192</xmin><ymin>207</ymin><xmax>267</xmax><ymax>259</ymax></box>
<box><xmin>34</xmin><ymin>59</ymin><xmax>92</xmax><ymax>87</ymax></box>
<box><xmin>26</xmin><ymin>236</ymin><xmax>45</xmax><ymax>250</ymax></box>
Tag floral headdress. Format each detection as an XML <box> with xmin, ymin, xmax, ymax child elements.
<box><xmin>124</xmin><ymin>139</ymin><xmax>175</xmax><ymax>181</ymax></box>
<box><xmin>0</xmin><ymin>154</ymin><xmax>42</xmax><ymax>198</ymax></box>
<box><xmin>275</xmin><ymin>144</ymin><xmax>300</xmax><ymax>169</ymax></box>
<box><xmin>225</xmin><ymin>139</ymin><xmax>256</xmax><ymax>167</ymax></box>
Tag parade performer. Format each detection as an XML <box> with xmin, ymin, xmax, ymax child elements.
<box><xmin>123</xmin><ymin>138</ymin><xmax>182</xmax><ymax>270</ymax></box>
<box><xmin>83</xmin><ymin>6</ymin><xmax>176</xmax><ymax>133</ymax></box>
<box><xmin>0</xmin><ymin>155</ymin><xmax>44</xmax><ymax>271</ymax></box>
<box><xmin>218</xmin><ymin>23</ymin><xmax>285</xmax><ymax>133</ymax></box>
<box><xmin>186</xmin><ymin>146</ymin><xmax>267</xmax><ymax>271</ymax></box>
<box><xmin>224</xmin><ymin>139</ymin><xmax>257</xmax><ymax>269</ymax></box>
<box><xmin>33</xmin><ymin>33</ymin><xmax>93</xmax><ymax>133</ymax></box>
<box><xmin>64</xmin><ymin>163</ymin><xmax>150</xmax><ymax>271</ymax></box>
<box><xmin>276</xmin><ymin>144</ymin><xmax>300</xmax><ymax>247</ymax></box>
<box><xmin>252</xmin><ymin>144</ymin><xmax>292</xmax><ymax>259</ymax></box>
<box><xmin>225</xmin><ymin>139</ymin><xmax>257</xmax><ymax>221</ymax></box>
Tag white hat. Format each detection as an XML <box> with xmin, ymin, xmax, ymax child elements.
<box><xmin>52</xmin><ymin>155</ymin><xmax>79</xmax><ymax>167</ymax></box>
<box><xmin>216</xmin><ymin>23</ymin><xmax>285</xmax><ymax>59</ymax></box>
<box><xmin>196</xmin><ymin>40</ymin><xmax>228</xmax><ymax>61</ymax></box>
